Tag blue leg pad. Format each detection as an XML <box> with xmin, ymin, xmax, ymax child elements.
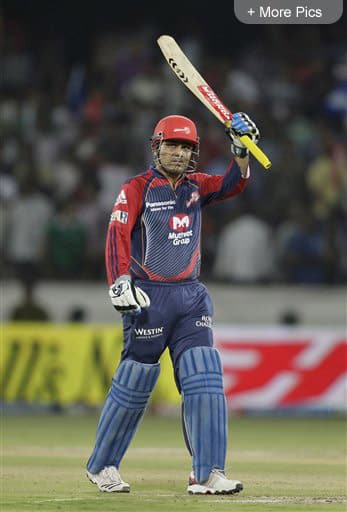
<box><xmin>87</xmin><ymin>359</ymin><xmax>160</xmax><ymax>473</ymax></box>
<box><xmin>179</xmin><ymin>346</ymin><xmax>227</xmax><ymax>483</ymax></box>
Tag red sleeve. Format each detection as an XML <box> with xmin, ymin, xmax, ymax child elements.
<box><xmin>105</xmin><ymin>179</ymin><xmax>143</xmax><ymax>285</ymax></box>
<box><xmin>194</xmin><ymin>159</ymin><xmax>248</xmax><ymax>206</ymax></box>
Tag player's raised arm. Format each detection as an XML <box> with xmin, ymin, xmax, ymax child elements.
<box><xmin>197</xmin><ymin>112</ymin><xmax>259</xmax><ymax>205</ymax></box>
<box><xmin>226</xmin><ymin>112</ymin><xmax>260</xmax><ymax>177</ymax></box>
<box><xmin>157</xmin><ymin>35</ymin><xmax>271</xmax><ymax>170</ymax></box>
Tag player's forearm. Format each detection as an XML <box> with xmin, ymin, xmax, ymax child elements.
<box><xmin>235</xmin><ymin>156</ymin><xmax>250</xmax><ymax>178</ymax></box>
<box><xmin>105</xmin><ymin>224</ymin><xmax>131</xmax><ymax>285</ymax></box>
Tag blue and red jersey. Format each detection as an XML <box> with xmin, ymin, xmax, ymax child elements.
<box><xmin>105</xmin><ymin>160</ymin><xmax>248</xmax><ymax>284</ymax></box>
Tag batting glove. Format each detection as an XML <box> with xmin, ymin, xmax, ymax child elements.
<box><xmin>109</xmin><ymin>275</ymin><xmax>150</xmax><ymax>314</ymax></box>
<box><xmin>226</xmin><ymin>112</ymin><xmax>260</xmax><ymax>158</ymax></box>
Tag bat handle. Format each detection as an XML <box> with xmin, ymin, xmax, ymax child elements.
<box><xmin>240</xmin><ymin>135</ymin><xmax>272</xmax><ymax>170</ymax></box>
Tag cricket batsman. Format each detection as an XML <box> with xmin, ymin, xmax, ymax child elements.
<box><xmin>86</xmin><ymin>113</ymin><xmax>259</xmax><ymax>494</ymax></box>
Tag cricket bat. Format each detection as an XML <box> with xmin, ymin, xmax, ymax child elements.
<box><xmin>157</xmin><ymin>35</ymin><xmax>271</xmax><ymax>170</ymax></box>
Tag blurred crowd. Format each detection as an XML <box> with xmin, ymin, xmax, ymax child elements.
<box><xmin>1</xmin><ymin>20</ymin><xmax>347</xmax><ymax>288</ymax></box>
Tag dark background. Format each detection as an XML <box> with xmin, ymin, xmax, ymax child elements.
<box><xmin>1</xmin><ymin>2</ymin><xmax>346</xmax><ymax>298</ymax></box>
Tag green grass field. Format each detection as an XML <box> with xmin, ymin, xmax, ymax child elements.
<box><xmin>1</xmin><ymin>412</ymin><xmax>346</xmax><ymax>512</ymax></box>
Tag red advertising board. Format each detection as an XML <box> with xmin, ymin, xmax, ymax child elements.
<box><xmin>214</xmin><ymin>326</ymin><xmax>347</xmax><ymax>411</ymax></box>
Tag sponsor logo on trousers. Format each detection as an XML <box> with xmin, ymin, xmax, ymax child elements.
<box><xmin>195</xmin><ymin>316</ymin><xmax>212</xmax><ymax>328</ymax></box>
<box><xmin>134</xmin><ymin>327</ymin><xmax>164</xmax><ymax>339</ymax></box>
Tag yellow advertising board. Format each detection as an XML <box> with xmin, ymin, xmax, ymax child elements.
<box><xmin>1</xmin><ymin>323</ymin><xmax>181</xmax><ymax>406</ymax></box>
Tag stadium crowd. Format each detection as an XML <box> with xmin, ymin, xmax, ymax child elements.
<box><xmin>1</xmin><ymin>20</ymin><xmax>346</xmax><ymax>286</ymax></box>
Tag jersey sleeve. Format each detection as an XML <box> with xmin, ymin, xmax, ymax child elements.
<box><xmin>196</xmin><ymin>158</ymin><xmax>248</xmax><ymax>207</ymax></box>
<box><xmin>105</xmin><ymin>179</ymin><xmax>143</xmax><ymax>285</ymax></box>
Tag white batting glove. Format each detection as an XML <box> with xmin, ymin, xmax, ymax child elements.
<box><xmin>226</xmin><ymin>112</ymin><xmax>260</xmax><ymax>158</ymax></box>
<box><xmin>229</xmin><ymin>137</ymin><xmax>249</xmax><ymax>158</ymax></box>
<box><xmin>109</xmin><ymin>275</ymin><xmax>150</xmax><ymax>314</ymax></box>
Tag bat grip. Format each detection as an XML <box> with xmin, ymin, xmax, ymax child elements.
<box><xmin>240</xmin><ymin>135</ymin><xmax>272</xmax><ymax>170</ymax></box>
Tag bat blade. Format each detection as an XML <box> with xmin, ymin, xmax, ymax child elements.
<box><xmin>157</xmin><ymin>35</ymin><xmax>271</xmax><ymax>170</ymax></box>
<box><xmin>158</xmin><ymin>35</ymin><xmax>230</xmax><ymax>125</ymax></box>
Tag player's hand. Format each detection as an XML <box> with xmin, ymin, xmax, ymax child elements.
<box><xmin>109</xmin><ymin>275</ymin><xmax>150</xmax><ymax>314</ymax></box>
<box><xmin>226</xmin><ymin>112</ymin><xmax>260</xmax><ymax>158</ymax></box>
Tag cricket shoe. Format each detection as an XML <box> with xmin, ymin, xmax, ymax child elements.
<box><xmin>187</xmin><ymin>469</ymin><xmax>243</xmax><ymax>495</ymax></box>
<box><xmin>86</xmin><ymin>466</ymin><xmax>130</xmax><ymax>492</ymax></box>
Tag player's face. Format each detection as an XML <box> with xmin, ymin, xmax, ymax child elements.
<box><xmin>159</xmin><ymin>140</ymin><xmax>193</xmax><ymax>177</ymax></box>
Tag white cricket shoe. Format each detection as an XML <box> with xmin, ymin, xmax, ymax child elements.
<box><xmin>86</xmin><ymin>466</ymin><xmax>130</xmax><ymax>493</ymax></box>
<box><xmin>187</xmin><ymin>469</ymin><xmax>243</xmax><ymax>495</ymax></box>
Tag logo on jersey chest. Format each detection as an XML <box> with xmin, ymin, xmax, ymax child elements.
<box><xmin>169</xmin><ymin>214</ymin><xmax>191</xmax><ymax>232</ymax></box>
<box><xmin>168</xmin><ymin>213</ymin><xmax>193</xmax><ymax>245</ymax></box>
<box><xmin>186</xmin><ymin>191</ymin><xmax>200</xmax><ymax>208</ymax></box>
<box><xmin>145</xmin><ymin>200</ymin><xmax>175</xmax><ymax>212</ymax></box>
<box><xmin>168</xmin><ymin>214</ymin><xmax>193</xmax><ymax>245</ymax></box>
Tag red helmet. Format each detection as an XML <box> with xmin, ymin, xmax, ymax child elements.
<box><xmin>152</xmin><ymin>115</ymin><xmax>199</xmax><ymax>145</ymax></box>
<box><xmin>151</xmin><ymin>115</ymin><xmax>200</xmax><ymax>172</ymax></box>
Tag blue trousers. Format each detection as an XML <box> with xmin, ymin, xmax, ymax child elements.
<box><xmin>121</xmin><ymin>279</ymin><xmax>214</xmax><ymax>390</ymax></box>
<box><xmin>87</xmin><ymin>280</ymin><xmax>226</xmax><ymax>479</ymax></box>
